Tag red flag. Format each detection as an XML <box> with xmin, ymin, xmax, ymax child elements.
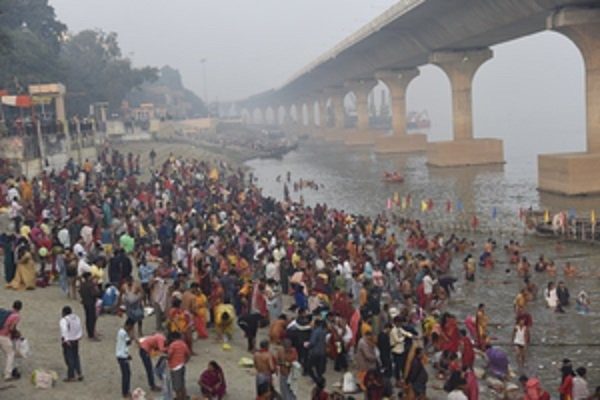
<box><xmin>427</xmin><ymin>198</ymin><xmax>433</xmax><ymax>211</ymax></box>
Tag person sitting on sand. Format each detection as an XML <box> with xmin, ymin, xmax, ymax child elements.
<box><xmin>6</xmin><ymin>243</ymin><xmax>36</xmax><ymax>291</ymax></box>
<box><xmin>198</xmin><ymin>360</ymin><xmax>226</xmax><ymax>400</ymax></box>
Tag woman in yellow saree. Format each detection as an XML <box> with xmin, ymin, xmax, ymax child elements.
<box><xmin>7</xmin><ymin>245</ymin><xmax>36</xmax><ymax>290</ymax></box>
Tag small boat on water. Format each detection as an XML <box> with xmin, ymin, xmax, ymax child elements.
<box><xmin>524</xmin><ymin>209</ymin><xmax>600</xmax><ymax>243</ymax></box>
<box><xmin>382</xmin><ymin>171</ymin><xmax>404</xmax><ymax>183</ymax></box>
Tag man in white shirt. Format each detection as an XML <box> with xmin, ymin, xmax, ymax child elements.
<box><xmin>73</xmin><ymin>239</ymin><xmax>86</xmax><ymax>261</ymax></box>
<box><xmin>58</xmin><ymin>226</ymin><xmax>71</xmax><ymax>249</ymax></box>
<box><xmin>9</xmin><ymin>197</ymin><xmax>22</xmax><ymax>233</ymax></box>
<box><xmin>265</xmin><ymin>256</ymin><xmax>280</xmax><ymax>282</ymax></box>
<box><xmin>6</xmin><ymin>185</ymin><xmax>19</xmax><ymax>203</ymax></box>
<box><xmin>116</xmin><ymin>319</ymin><xmax>134</xmax><ymax>398</ymax></box>
<box><xmin>422</xmin><ymin>269</ymin><xmax>436</xmax><ymax>308</ymax></box>
<box><xmin>77</xmin><ymin>254</ymin><xmax>91</xmax><ymax>277</ymax></box>
<box><xmin>390</xmin><ymin>316</ymin><xmax>413</xmax><ymax>384</ymax></box>
<box><xmin>60</xmin><ymin>306</ymin><xmax>83</xmax><ymax>381</ymax></box>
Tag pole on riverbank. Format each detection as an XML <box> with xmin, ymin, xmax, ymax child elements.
<box><xmin>35</xmin><ymin>120</ymin><xmax>46</xmax><ymax>171</ymax></box>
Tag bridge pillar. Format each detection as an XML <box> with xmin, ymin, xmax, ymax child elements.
<box><xmin>313</xmin><ymin>95</ymin><xmax>329</xmax><ymax>139</ymax></box>
<box><xmin>427</xmin><ymin>48</ymin><xmax>504</xmax><ymax>166</ymax></box>
<box><xmin>311</xmin><ymin>92</ymin><xmax>329</xmax><ymax>139</ymax></box>
<box><xmin>344</xmin><ymin>79</ymin><xmax>379</xmax><ymax>146</ymax></box>
<box><xmin>294</xmin><ymin>101</ymin><xmax>307</xmax><ymax>135</ymax></box>
<box><xmin>539</xmin><ymin>7</ymin><xmax>600</xmax><ymax>195</ymax></box>
<box><xmin>273</xmin><ymin>105</ymin><xmax>281</xmax><ymax>126</ymax></box>
<box><xmin>306</xmin><ymin>100</ymin><xmax>315</xmax><ymax>130</ymax></box>
<box><xmin>320</xmin><ymin>87</ymin><xmax>348</xmax><ymax>142</ymax></box>
<box><xmin>282</xmin><ymin>104</ymin><xmax>293</xmax><ymax>130</ymax></box>
<box><xmin>374</xmin><ymin>68</ymin><xmax>428</xmax><ymax>153</ymax></box>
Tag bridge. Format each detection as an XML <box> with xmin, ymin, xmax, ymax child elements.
<box><xmin>238</xmin><ymin>0</ymin><xmax>600</xmax><ymax>196</ymax></box>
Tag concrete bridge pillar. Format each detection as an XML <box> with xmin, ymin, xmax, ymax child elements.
<box><xmin>426</xmin><ymin>48</ymin><xmax>504</xmax><ymax>167</ymax></box>
<box><xmin>317</xmin><ymin>87</ymin><xmax>347</xmax><ymax>142</ymax></box>
<box><xmin>344</xmin><ymin>79</ymin><xmax>378</xmax><ymax>146</ymax></box>
<box><xmin>539</xmin><ymin>7</ymin><xmax>600</xmax><ymax>195</ymax></box>
<box><xmin>295</xmin><ymin>102</ymin><xmax>304</xmax><ymax>127</ymax></box>
<box><xmin>274</xmin><ymin>106</ymin><xmax>281</xmax><ymax>125</ymax></box>
<box><xmin>331</xmin><ymin>91</ymin><xmax>345</xmax><ymax>131</ymax></box>
<box><xmin>374</xmin><ymin>68</ymin><xmax>428</xmax><ymax>153</ymax></box>
<box><xmin>311</xmin><ymin>95</ymin><xmax>329</xmax><ymax>139</ymax></box>
<box><xmin>306</xmin><ymin>100</ymin><xmax>315</xmax><ymax>129</ymax></box>
<box><xmin>282</xmin><ymin>104</ymin><xmax>293</xmax><ymax>129</ymax></box>
<box><xmin>318</xmin><ymin>96</ymin><xmax>328</xmax><ymax>128</ymax></box>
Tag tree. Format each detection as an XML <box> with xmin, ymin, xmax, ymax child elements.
<box><xmin>60</xmin><ymin>30</ymin><xmax>158</xmax><ymax>115</ymax></box>
<box><xmin>127</xmin><ymin>66</ymin><xmax>208</xmax><ymax>118</ymax></box>
<box><xmin>0</xmin><ymin>0</ymin><xmax>66</xmax><ymax>52</ymax></box>
<box><xmin>0</xmin><ymin>0</ymin><xmax>65</xmax><ymax>90</ymax></box>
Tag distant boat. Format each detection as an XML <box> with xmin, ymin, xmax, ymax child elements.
<box><xmin>382</xmin><ymin>171</ymin><xmax>404</xmax><ymax>183</ymax></box>
<box><xmin>407</xmin><ymin>110</ymin><xmax>431</xmax><ymax>130</ymax></box>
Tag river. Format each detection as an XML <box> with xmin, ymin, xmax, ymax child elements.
<box><xmin>246</xmin><ymin>138</ymin><xmax>600</xmax><ymax>390</ymax></box>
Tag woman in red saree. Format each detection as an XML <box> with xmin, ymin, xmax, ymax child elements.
<box><xmin>198</xmin><ymin>360</ymin><xmax>227</xmax><ymax>399</ymax></box>
<box><xmin>439</xmin><ymin>313</ymin><xmax>460</xmax><ymax>353</ymax></box>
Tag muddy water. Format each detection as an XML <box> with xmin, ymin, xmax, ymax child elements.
<box><xmin>247</xmin><ymin>139</ymin><xmax>600</xmax><ymax>390</ymax></box>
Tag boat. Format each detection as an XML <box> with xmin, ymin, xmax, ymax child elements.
<box><xmin>524</xmin><ymin>209</ymin><xmax>600</xmax><ymax>242</ymax></box>
<box><xmin>382</xmin><ymin>171</ymin><xmax>404</xmax><ymax>183</ymax></box>
<box><xmin>406</xmin><ymin>110</ymin><xmax>431</xmax><ymax>131</ymax></box>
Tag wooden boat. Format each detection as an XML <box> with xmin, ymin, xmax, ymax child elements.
<box><xmin>382</xmin><ymin>172</ymin><xmax>404</xmax><ymax>183</ymax></box>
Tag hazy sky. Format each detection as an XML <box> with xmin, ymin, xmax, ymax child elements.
<box><xmin>51</xmin><ymin>0</ymin><xmax>587</xmax><ymax>165</ymax></box>
<box><xmin>51</xmin><ymin>0</ymin><xmax>399</xmax><ymax>102</ymax></box>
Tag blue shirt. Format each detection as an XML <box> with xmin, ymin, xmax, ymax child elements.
<box><xmin>138</xmin><ymin>264</ymin><xmax>155</xmax><ymax>284</ymax></box>
<box><xmin>102</xmin><ymin>286</ymin><xmax>119</xmax><ymax>307</ymax></box>
<box><xmin>115</xmin><ymin>328</ymin><xmax>130</xmax><ymax>359</ymax></box>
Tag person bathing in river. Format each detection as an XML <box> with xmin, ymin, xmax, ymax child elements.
<box><xmin>544</xmin><ymin>282</ymin><xmax>559</xmax><ymax>311</ymax></box>
<box><xmin>546</xmin><ymin>260</ymin><xmax>557</xmax><ymax>277</ymax></box>
<box><xmin>534</xmin><ymin>255</ymin><xmax>547</xmax><ymax>273</ymax></box>
<box><xmin>557</xmin><ymin>281</ymin><xmax>570</xmax><ymax>308</ymax></box>
<box><xmin>564</xmin><ymin>262</ymin><xmax>577</xmax><ymax>278</ymax></box>
<box><xmin>512</xmin><ymin>317</ymin><xmax>530</xmax><ymax>370</ymax></box>
<box><xmin>518</xmin><ymin>257</ymin><xmax>531</xmax><ymax>277</ymax></box>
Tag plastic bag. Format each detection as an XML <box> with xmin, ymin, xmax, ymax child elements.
<box><xmin>238</xmin><ymin>357</ymin><xmax>254</xmax><ymax>368</ymax></box>
<box><xmin>31</xmin><ymin>369</ymin><xmax>57</xmax><ymax>389</ymax></box>
<box><xmin>131</xmin><ymin>387</ymin><xmax>147</xmax><ymax>400</ymax></box>
<box><xmin>16</xmin><ymin>337</ymin><xmax>31</xmax><ymax>358</ymax></box>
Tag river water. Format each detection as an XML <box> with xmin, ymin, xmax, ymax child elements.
<box><xmin>246</xmin><ymin>138</ymin><xmax>600</xmax><ymax>390</ymax></box>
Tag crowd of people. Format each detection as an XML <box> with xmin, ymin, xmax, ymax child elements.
<box><xmin>0</xmin><ymin>143</ymin><xmax>598</xmax><ymax>400</ymax></box>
